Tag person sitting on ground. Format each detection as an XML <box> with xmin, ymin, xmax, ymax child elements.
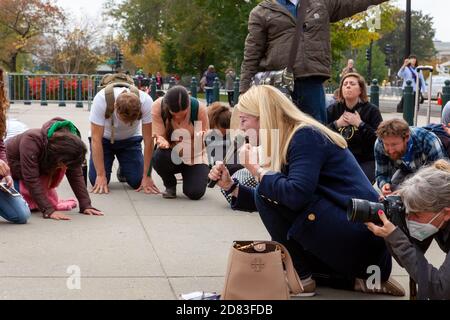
<box><xmin>151</xmin><ymin>86</ymin><xmax>210</xmax><ymax>200</ymax></box>
<box><xmin>375</xmin><ymin>118</ymin><xmax>447</xmax><ymax>197</ymax></box>
<box><xmin>6</xmin><ymin>118</ymin><xmax>103</xmax><ymax>221</ymax></box>
<box><xmin>327</xmin><ymin>73</ymin><xmax>383</xmax><ymax>183</ymax></box>
<box><xmin>368</xmin><ymin>160</ymin><xmax>450</xmax><ymax>300</ymax></box>
<box><xmin>0</xmin><ymin>68</ymin><xmax>31</xmax><ymax>224</ymax></box>
<box><xmin>209</xmin><ymin>85</ymin><xmax>404</xmax><ymax>297</ymax></box>
<box><xmin>89</xmin><ymin>81</ymin><xmax>159</xmax><ymax>195</ymax></box>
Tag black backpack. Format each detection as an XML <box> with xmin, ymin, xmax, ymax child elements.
<box><xmin>423</xmin><ymin>124</ymin><xmax>450</xmax><ymax>157</ymax></box>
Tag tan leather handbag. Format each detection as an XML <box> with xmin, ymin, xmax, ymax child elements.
<box><xmin>221</xmin><ymin>241</ymin><xmax>304</xmax><ymax>300</ymax></box>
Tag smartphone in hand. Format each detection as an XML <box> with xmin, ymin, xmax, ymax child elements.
<box><xmin>0</xmin><ymin>182</ymin><xmax>21</xmax><ymax>197</ymax></box>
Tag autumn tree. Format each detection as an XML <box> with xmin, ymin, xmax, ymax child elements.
<box><xmin>330</xmin><ymin>3</ymin><xmax>398</xmax><ymax>84</ymax></box>
<box><xmin>105</xmin><ymin>0</ymin><xmax>260</xmax><ymax>77</ymax></box>
<box><xmin>36</xmin><ymin>19</ymin><xmax>105</xmax><ymax>74</ymax></box>
<box><xmin>0</xmin><ymin>0</ymin><xmax>64</xmax><ymax>72</ymax></box>
<box><xmin>121</xmin><ymin>38</ymin><xmax>164</xmax><ymax>75</ymax></box>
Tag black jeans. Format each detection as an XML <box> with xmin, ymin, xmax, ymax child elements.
<box><xmin>227</xmin><ymin>91</ymin><xmax>235</xmax><ymax>107</ymax></box>
<box><xmin>152</xmin><ymin>148</ymin><xmax>209</xmax><ymax>200</ymax></box>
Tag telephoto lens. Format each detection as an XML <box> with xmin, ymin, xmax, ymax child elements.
<box><xmin>347</xmin><ymin>199</ymin><xmax>386</xmax><ymax>225</ymax></box>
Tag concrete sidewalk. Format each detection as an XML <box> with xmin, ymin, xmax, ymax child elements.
<box><xmin>0</xmin><ymin>103</ymin><xmax>446</xmax><ymax>300</ymax></box>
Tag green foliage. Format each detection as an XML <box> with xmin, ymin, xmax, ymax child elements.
<box><xmin>355</xmin><ymin>43</ymin><xmax>388</xmax><ymax>83</ymax></box>
<box><xmin>330</xmin><ymin>3</ymin><xmax>398</xmax><ymax>85</ymax></box>
<box><xmin>378</xmin><ymin>10</ymin><xmax>437</xmax><ymax>78</ymax></box>
<box><xmin>106</xmin><ymin>0</ymin><xmax>261</xmax><ymax>78</ymax></box>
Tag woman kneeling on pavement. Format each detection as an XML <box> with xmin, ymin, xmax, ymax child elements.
<box><xmin>151</xmin><ymin>86</ymin><xmax>210</xmax><ymax>200</ymax></box>
<box><xmin>209</xmin><ymin>85</ymin><xmax>405</xmax><ymax>297</ymax></box>
<box><xmin>6</xmin><ymin>118</ymin><xmax>104</xmax><ymax>221</ymax></box>
<box><xmin>0</xmin><ymin>67</ymin><xmax>30</xmax><ymax>224</ymax></box>
<box><xmin>368</xmin><ymin>160</ymin><xmax>450</xmax><ymax>300</ymax></box>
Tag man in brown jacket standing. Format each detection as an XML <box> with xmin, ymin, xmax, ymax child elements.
<box><xmin>240</xmin><ymin>0</ymin><xmax>388</xmax><ymax>123</ymax></box>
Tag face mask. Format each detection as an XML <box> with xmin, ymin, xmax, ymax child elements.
<box><xmin>407</xmin><ymin>212</ymin><xmax>443</xmax><ymax>242</ymax></box>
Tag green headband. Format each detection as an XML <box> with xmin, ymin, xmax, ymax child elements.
<box><xmin>47</xmin><ymin>120</ymin><xmax>81</xmax><ymax>138</ymax></box>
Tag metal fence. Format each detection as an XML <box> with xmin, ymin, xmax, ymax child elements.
<box><xmin>7</xmin><ymin>74</ymin><xmax>93</xmax><ymax>106</ymax></box>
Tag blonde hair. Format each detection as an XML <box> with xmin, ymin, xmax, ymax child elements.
<box><xmin>235</xmin><ymin>85</ymin><xmax>347</xmax><ymax>172</ymax></box>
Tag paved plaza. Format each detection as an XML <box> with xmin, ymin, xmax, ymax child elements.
<box><xmin>0</xmin><ymin>102</ymin><xmax>446</xmax><ymax>300</ymax></box>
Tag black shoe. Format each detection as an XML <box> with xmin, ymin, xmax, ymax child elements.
<box><xmin>116</xmin><ymin>167</ymin><xmax>127</xmax><ymax>183</ymax></box>
<box><xmin>163</xmin><ymin>186</ymin><xmax>177</xmax><ymax>199</ymax></box>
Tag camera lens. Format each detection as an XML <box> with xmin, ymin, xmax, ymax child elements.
<box><xmin>347</xmin><ymin>199</ymin><xmax>385</xmax><ymax>224</ymax></box>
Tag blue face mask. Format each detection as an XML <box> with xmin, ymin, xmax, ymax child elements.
<box><xmin>407</xmin><ymin>212</ymin><xmax>443</xmax><ymax>242</ymax></box>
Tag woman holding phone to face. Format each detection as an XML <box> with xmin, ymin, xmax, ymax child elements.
<box><xmin>396</xmin><ymin>55</ymin><xmax>427</xmax><ymax>113</ymax></box>
<box><xmin>0</xmin><ymin>68</ymin><xmax>31</xmax><ymax>224</ymax></box>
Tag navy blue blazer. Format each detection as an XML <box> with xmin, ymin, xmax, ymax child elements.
<box><xmin>231</xmin><ymin>126</ymin><xmax>380</xmax><ymax>240</ymax></box>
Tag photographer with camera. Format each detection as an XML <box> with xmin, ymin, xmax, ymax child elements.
<box><xmin>375</xmin><ymin>119</ymin><xmax>447</xmax><ymax>197</ymax></box>
<box><xmin>366</xmin><ymin>160</ymin><xmax>450</xmax><ymax>300</ymax></box>
<box><xmin>209</xmin><ymin>85</ymin><xmax>405</xmax><ymax>297</ymax></box>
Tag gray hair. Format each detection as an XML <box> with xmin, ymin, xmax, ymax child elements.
<box><xmin>398</xmin><ymin>160</ymin><xmax>450</xmax><ymax>214</ymax></box>
<box><xmin>443</xmin><ymin>102</ymin><xmax>450</xmax><ymax>125</ymax></box>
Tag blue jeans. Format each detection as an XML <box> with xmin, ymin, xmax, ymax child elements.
<box><xmin>89</xmin><ymin>136</ymin><xmax>144</xmax><ymax>190</ymax></box>
<box><xmin>205</xmin><ymin>88</ymin><xmax>214</xmax><ymax>106</ymax></box>
<box><xmin>0</xmin><ymin>185</ymin><xmax>31</xmax><ymax>224</ymax></box>
<box><xmin>255</xmin><ymin>189</ymin><xmax>392</xmax><ymax>288</ymax></box>
<box><xmin>292</xmin><ymin>77</ymin><xmax>327</xmax><ymax>124</ymax></box>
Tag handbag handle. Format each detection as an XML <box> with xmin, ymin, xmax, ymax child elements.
<box><xmin>276</xmin><ymin>242</ymin><xmax>304</xmax><ymax>295</ymax></box>
<box><xmin>237</xmin><ymin>241</ymin><xmax>304</xmax><ymax>294</ymax></box>
<box><xmin>287</xmin><ymin>0</ymin><xmax>310</xmax><ymax>75</ymax></box>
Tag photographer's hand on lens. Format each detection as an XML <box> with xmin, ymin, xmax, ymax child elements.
<box><xmin>366</xmin><ymin>210</ymin><xmax>397</xmax><ymax>239</ymax></box>
<box><xmin>208</xmin><ymin>161</ymin><xmax>233</xmax><ymax>191</ymax></box>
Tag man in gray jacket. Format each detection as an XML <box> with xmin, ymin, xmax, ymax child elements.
<box><xmin>240</xmin><ymin>0</ymin><xmax>388</xmax><ymax>123</ymax></box>
<box><xmin>367</xmin><ymin>160</ymin><xmax>450</xmax><ymax>300</ymax></box>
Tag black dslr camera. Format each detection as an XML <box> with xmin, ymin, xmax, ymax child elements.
<box><xmin>347</xmin><ymin>196</ymin><xmax>407</xmax><ymax>227</ymax></box>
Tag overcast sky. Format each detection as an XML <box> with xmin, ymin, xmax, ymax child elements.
<box><xmin>55</xmin><ymin>0</ymin><xmax>450</xmax><ymax>42</ymax></box>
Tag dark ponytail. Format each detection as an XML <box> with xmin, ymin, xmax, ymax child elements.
<box><xmin>161</xmin><ymin>85</ymin><xmax>190</xmax><ymax>139</ymax></box>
